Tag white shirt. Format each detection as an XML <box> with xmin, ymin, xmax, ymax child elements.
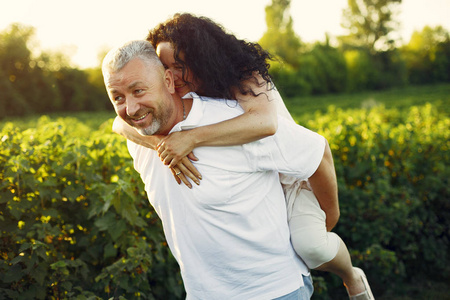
<box><xmin>127</xmin><ymin>93</ymin><xmax>325</xmax><ymax>299</ymax></box>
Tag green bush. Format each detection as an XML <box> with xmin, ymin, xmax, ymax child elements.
<box><xmin>401</xmin><ymin>26</ymin><xmax>450</xmax><ymax>85</ymax></box>
<box><xmin>270</xmin><ymin>60</ymin><xmax>313</xmax><ymax>97</ymax></box>
<box><xmin>296</xmin><ymin>43</ymin><xmax>348</xmax><ymax>95</ymax></box>
<box><xmin>344</xmin><ymin>49</ymin><xmax>380</xmax><ymax>92</ymax></box>
<box><xmin>307</xmin><ymin>103</ymin><xmax>449</xmax><ymax>298</ymax></box>
<box><xmin>0</xmin><ymin>117</ymin><xmax>183</xmax><ymax>299</ymax></box>
<box><xmin>270</xmin><ymin>42</ymin><xmax>348</xmax><ymax>97</ymax></box>
<box><xmin>0</xmin><ymin>102</ymin><xmax>448</xmax><ymax>299</ymax></box>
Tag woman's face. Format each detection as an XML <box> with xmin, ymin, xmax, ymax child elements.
<box><xmin>156</xmin><ymin>41</ymin><xmax>200</xmax><ymax>97</ymax></box>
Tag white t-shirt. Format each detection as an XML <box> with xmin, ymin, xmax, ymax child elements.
<box><xmin>127</xmin><ymin>93</ymin><xmax>325</xmax><ymax>300</ymax></box>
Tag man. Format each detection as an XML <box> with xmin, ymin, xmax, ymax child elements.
<box><xmin>102</xmin><ymin>40</ymin><xmax>331</xmax><ymax>299</ymax></box>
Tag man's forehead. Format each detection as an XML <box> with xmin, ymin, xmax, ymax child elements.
<box><xmin>106</xmin><ymin>79</ymin><xmax>147</xmax><ymax>92</ymax></box>
<box><xmin>104</xmin><ymin>58</ymin><xmax>166</xmax><ymax>91</ymax></box>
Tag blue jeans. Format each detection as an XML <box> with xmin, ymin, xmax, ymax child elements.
<box><xmin>273</xmin><ymin>275</ymin><xmax>314</xmax><ymax>300</ymax></box>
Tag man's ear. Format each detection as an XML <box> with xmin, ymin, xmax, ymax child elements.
<box><xmin>164</xmin><ymin>69</ymin><xmax>176</xmax><ymax>94</ymax></box>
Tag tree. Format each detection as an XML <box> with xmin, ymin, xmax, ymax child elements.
<box><xmin>297</xmin><ymin>40</ymin><xmax>348</xmax><ymax>95</ymax></box>
<box><xmin>0</xmin><ymin>23</ymin><xmax>33</xmax><ymax>76</ymax></box>
<box><xmin>259</xmin><ymin>0</ymin><xmax>302</xmax><ymax>67</ymax></box>
<box><xmin>0</xmin><ymin>69</ymin><xmax>30</xmax><ymax>118</ymax></box>
<box><xmin>339</xmin><ymin>0</ymin><xmax>407</xmax><ymax>91</ymax></box>
<box><xmin>402</xmin><ymin>26</ymin><xmax>450</xmax><ymax>84</ymax></box>
<box><xmin>0</xmin><ymin>23</ymin><xmax>62</xmax><ymax>115</ymax></box>
<box><xmin>340</xmin><ymin>0</ymin><xmax>402</xmax><ymax>53</ymax></box>
<box><xmin>54</xmin><ymin>67</ymin><xmax>110</xmax><ymax>112</ymax></box>
<box><xmin>0</xmin><ymin>23</ymin><xmax>111</xmax><ymax>117</ymax></box>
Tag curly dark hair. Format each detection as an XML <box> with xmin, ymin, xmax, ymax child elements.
<box><xmin>146</xmin><ymin>13</ymin><xmax>273</xmax><ymax>100</ymax></box>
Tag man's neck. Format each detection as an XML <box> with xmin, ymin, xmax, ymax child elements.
<box><xmin>162</xmin><ymin>95</ymin><xmax>194</xmax><ymax>135</ymax></box>
<box><xmin>181</xmin><ymin>97</ymin><xmax>193</xmax><ymax>119</ymax></box>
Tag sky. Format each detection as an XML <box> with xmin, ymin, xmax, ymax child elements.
<box><xmin>1</xmin><ymin>0</ymin><xmax>449</xmax><ymax>69</ymax></box>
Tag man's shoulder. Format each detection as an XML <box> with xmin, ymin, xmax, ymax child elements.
<box><xmin>182</xmin><ymin>94</ymin><xmax>244</xmax><ymax>128</ymax></box>
<box><xmin>198</xmin><ymin>95</ymin><xmax>241</xmax><ymax>110</ymax></box>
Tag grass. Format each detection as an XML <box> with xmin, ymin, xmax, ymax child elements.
<box><xmin>0</xmin><ymin>109</ymin><xmax>115</xmax><ymax>131</ymax></box>
<box><xmin>285</xmin><ymin>83</ymin><xmax>450</xmax><ymax>123</ymax></box>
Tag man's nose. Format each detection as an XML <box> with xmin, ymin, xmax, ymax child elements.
<box><xmin>126</xmin><ymin>99</ymin><xmax>140</xmax><ymax>116</ymax></box>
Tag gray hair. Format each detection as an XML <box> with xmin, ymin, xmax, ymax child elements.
<box><xmin>102</xmin><ymin>40</ymin><xmax>163</xmax><ymax>74</ymax></box>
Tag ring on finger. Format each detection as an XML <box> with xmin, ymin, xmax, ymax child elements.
<box><xmin>175</xmin><ymin>171</ymin><xmax>181</xmax><ymax>175</ymax></box>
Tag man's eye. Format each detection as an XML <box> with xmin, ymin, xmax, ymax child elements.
<box><xmin>114</xmin><ymin>95</ymin><xmax>124</xmax><ymax>102</ymax></box>
<box><xmin>135</xmin><ymin>89</ymin><xmax>143</xmax><ymax>94</ymax></box>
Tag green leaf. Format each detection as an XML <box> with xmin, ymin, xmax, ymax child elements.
<box><xmin>62</xmin><ymin>281</ymin><xmax>73</xmax><ymax>292</ymax></box>
<box><xmin>30</xmin><ymin>264</ymin><xmax>48</xmax><ymax>286</ymax></box>
<box><xmin>31</xmin><ymin>240</ymin><xmax>48</xmax><ymax>250</ymax></box>
<box><xmin>51</xmin><ymin>260</ymin><xmax>67</xmax><ymax>269</ymax></box>
<box><xmin>19</xmin><ymin>242</ymin><xmax>32</xmax><ymax>252</ymax></box>
<box><xmin>103</xmin><ymin>242</ymin><xmax>117</xmax><ymax>259</ymax></box>
<box><xmin>108</xmin><ymin>219</ymin><xmax>127</xmax><ymax>242</ymax></box>
<box><xmin>41</xmin><ymin>208</ymin><xmax>59</xmax><ymax>218</ymax></box>
<box><xmin>3</xmin><ymin>264</ymin><xmax>23</xmax><ymax>283</ymax></box>
<box><xmin>10</xmin><ymin>255</ymin><xmax>24</xmax><ymax>265</ymax></box>
<box><xmin>94</xmin><ymin>212</ymin><xmax>117</xmax><ymax>231</ymax></box>
<box><xmin>0</xmin><ymin>191</ymin><xmax>13</xmax><ymax>203</ymax></box>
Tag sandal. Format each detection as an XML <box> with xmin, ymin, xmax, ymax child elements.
<box><xmin>347</xmin><ymin>267</ymin><xmax>374</xmax><ymax>300</ymax></box>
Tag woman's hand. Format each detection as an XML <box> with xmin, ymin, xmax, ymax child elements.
<box><xmin>170</xmin><ymin>156</ymin><xmax>202</xmax><ymax>188</ymax></box>
<box><xmin>114</xmin><ymin>117</ymin><xmax>202</xmax><ymax>187</ymax></box>
<box><xmin>157</xmin><ymin>131</ymin><xmax>197</xmax><ymax>168</ymax></box>
<box><xmin>157</xmin><ymin>131</ymin><xmax>202</xmax><ymax>188</ymax></box>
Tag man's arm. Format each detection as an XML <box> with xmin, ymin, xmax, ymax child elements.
<box><xmin>308</xmin><ymin>140</ymin><xmax>339</xmax><ymax>232</ymax></box>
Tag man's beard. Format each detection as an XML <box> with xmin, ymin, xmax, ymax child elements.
<box><xmin>132</xmin><ymin>102</ymin><xmax>173</xmax><ymax>136</ymax></box>
<box><xmin>137</xmin><ymin>119</ymin><xmax>161</xmax><ymax>136</ymax></box>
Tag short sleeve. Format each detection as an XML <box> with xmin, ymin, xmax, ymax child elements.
<box><xmin>244</xmin><ymin>115</ymin><xmax>325</xmax><ymax>180</ymax></box>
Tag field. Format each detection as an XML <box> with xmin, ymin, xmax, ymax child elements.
<box><xmin>291</xmin><ymin>84</ymin><xmax>450</xmax><ymax>299</ymax></box>
<box><xmin>2</xmin><ymin>83</ymin><xmax>449</xmax><ymax>130</ymax></box>
<box><xmin>286</xmin><ymin>83</ymin><xmax>450</xmax><ymax>121</ymax></box>
<box><xmin>1</xmin><ymin>84</ymin><xmax>449</xmax><ymax>299</ymax></box>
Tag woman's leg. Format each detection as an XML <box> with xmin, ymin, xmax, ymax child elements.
<box><xmin>284</xmin><ymin>183</ymin><xmax>373</xmax><ymax>298</ymax></box>
<box><xmin>315</xmin><ymin>237</ymin><xmax>366</xmax><ymax>296</ymax></box>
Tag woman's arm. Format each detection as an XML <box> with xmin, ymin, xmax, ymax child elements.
<box><xmin>308</xmin><ymin>141</ymin><xmax>340</xmax><ymax>231</ymax></box>
<box><xmin>157</xmin><ymin>75</ymin><xmax>279</xmax><ymax>167</ymax></box>
<box><xmin>112</xmin><ymin>116</ymin><xmax>201</xmax><ymax>188</ymax></box>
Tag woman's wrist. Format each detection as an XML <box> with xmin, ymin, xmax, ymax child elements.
<box><xmin>185</xmin><ymin>127</ymin><xmax>204</xmax><ymax>148</ymax></box>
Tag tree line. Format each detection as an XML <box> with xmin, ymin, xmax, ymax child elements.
<box><xmin>261</xmin><ymin>0</ymin><xmax>450</xmax><ymax>97</ymax></box>
<box><xmin>1</xmin><ymin>0</ymin><xmax>449</xmax><ymax>118</ymax></box>
<box><xmin>0</xmin><ymin>24</ymin><xmax>110</xmax><ymax>119</ymax></box>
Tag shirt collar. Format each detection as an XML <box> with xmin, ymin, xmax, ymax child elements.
<box><xmin>169</xmin><ymin>92</ymin><xmax>205</xmax><ymax>133</ymax></box>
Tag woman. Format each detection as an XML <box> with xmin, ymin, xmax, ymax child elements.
<box><xmin>114</xmin><ymin>13</ymin><xmax>373</xmax><ymax>300</ymax></box>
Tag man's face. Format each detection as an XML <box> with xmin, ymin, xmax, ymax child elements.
<box><xmin>156</xmin><ymin>41</ymin><xmax>200</xmax><ymax>98</ymax></box>
<box><xmin>104</xmin><ymin>57</ymin><xmax>175</xmax><ymax>136</ymax></box>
